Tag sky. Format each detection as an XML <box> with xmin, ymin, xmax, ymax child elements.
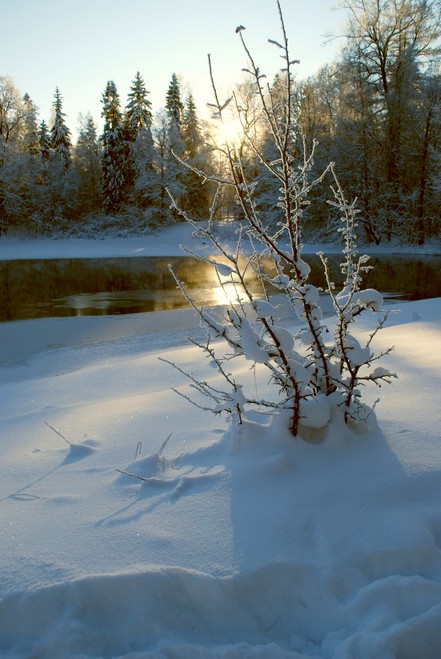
<box><xmin>2</xmin><ymin>0</ymin><xmax>346</xmax><ymax>138</ymax></box>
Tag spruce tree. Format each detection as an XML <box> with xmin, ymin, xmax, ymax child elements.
<box><xmin>35</xmin><ymin>120</ymin><xmax>52</xmax><ymax>226</ymax></box>
<box><xmin>133</xmin><ymin>123</ymin><xmax>160</xmax><ymax>218</ymax></box>
<box><xmin>74</xmin><ymin>113</ymin><xmax>101</xmax><ymax>214</ymax></box>
<box><xmin>22</xmin><ymin>94</ymin><xmax>40</xmax><ymax>156</ymax></box>
<box><xmin>50</xmin><ymin>88</ymin><xmax>71</xmax><ymax>169</ymax></box>
<box><xmin>100</xmin><ymin>80</ymin><xmax>127</xmax><ymax>214</ymax></box>
<box><xmin>183</xmin><ymin>94</ymin><xmax>202</xmax><ymax>159</ymax></box>
<box><xmin>165</xmin><ymin>73</ymin><xmax>185</xmax><ymax>162</ymax></box>
<box><xmin>125</xmin><ymin>72</ymin><xmax>153</xmax><ymax>139</ymax></box>
<box><xmin>124</xmin><ymin>72</ymin><xmax>156</xmax><ymax>211</ymax></box>
<box><xmin>16</xmin><ymin>94</ymin><xmax>41</xmax><ymax>230</ymax></box>
<box><xmin>182</xmin><ymin>93</ymin><xmax>210</xmax><ymax>218</ymax></box>
<box><xmin>38</xmin><ymin>120</ymin><xmax>51</xmax><ymax>161</ymax></box>
<box><xmin>164</xmin><ymin>74</ymin><xmax>186</xmax><ymax>216</ymax></box>
<box><xmin>165</xmin><ymin>73</ymin><xmax>184</xmax><ymax>127</ymax></box>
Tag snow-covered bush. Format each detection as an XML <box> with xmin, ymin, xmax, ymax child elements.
<box><xmin>164</xmin><ymin>2</ymin><xmax>396</xmax><ymax>439</ymax></box>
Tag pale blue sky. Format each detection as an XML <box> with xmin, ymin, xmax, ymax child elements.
<box><xmin>2</xmin><ymin>0</ymin><xmax>345</xmax><ymax>135</ymax></box>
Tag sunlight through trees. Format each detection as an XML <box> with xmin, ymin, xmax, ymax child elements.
<box><xmin>0</xmin><ymin>0</ymin><xmax>440</xmax><ymax>243</ymax></box>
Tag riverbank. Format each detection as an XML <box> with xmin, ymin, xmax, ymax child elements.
<box><xmin>0</xmin><ymin>222</ymin><xmax>440</xmax><ymax>261</ymax></box>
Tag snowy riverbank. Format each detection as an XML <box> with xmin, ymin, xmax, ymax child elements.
<box><xmin>0</xmin><ymin>222</ymin><xmax>439</xmax><ymax>262</ymax></box>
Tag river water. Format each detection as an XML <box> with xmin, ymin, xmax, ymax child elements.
<box><xmin>1</xmin><ymin>253</ymin><xmax>440</xmax><ymax>322</ymax></box>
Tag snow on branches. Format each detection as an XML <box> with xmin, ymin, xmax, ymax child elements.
<box><xmin>164</xmin><ymin>1</ymin><xmax>396</xmax><ymax>440</ymax></box>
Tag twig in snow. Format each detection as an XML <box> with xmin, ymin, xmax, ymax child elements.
<box><xmin>43</xmin><ymin>420</ymin><xmax>73</xmax><ymax>446</ymax></box>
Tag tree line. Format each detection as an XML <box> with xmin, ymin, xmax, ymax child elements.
<box><xmin>0</xmin><ymin>0</ymin><xmax>440</xmax><ymax>244</ymax></box>
<box><xmin>0</xmin><ymin>71</ymin><xmax>213</xmax><ymax>235</ymax></box>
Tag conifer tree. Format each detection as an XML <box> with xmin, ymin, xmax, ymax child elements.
<box><xmin>35</xmin><ymin>120</ymin><xmax>52</xmax><ymax>227</ymax></box>
<box><xmin>22</xmin><ymin>93</ymin><xmax>40</xmax><ymax>156</ymax></box>
<box><xmin>164</xmin><ymin>73</ymin><xmax>186</xmax><ymax>216</ymax></box>
<box><xmin>165</xmin><ymin>73</ymin><xmax>184</xmax><ymax>127</ymax></box>
<box><xmin>182</xmin><ymin>93</ymin><xmax>210</xmax><ymax>218</ymax></box>
<box><xmin>21</xmin><ymin>119</ymin><xmax>49</xmax><ymax>231</ymax></box>
<box><xmin>38</xmin><ymin>120</ymin><xmax>51</xmax><ymax>161</ymax></box>
<box><xmin>165</xmin><ymin>73</ymin><xmax>185</xmax><ymax>161</ymax></box>
<box><xmin>43</xmin><ymin>88</ymin><xmax>77</xmax><ymax>230</ymax></box>
<box><xmin>152</xmin><ymin>111</ymin><xmax>172</xmax><ymax>223</ymax></box>
<box><xmin>100</xmin><ymin>80</ymin><xmax>128</xmax><ymax>214</ymax></box>
<box><xmin>74</xmin><ymin>113</ymin><xmax>101</xmax><ymax>214</ymax></box>
<box><xmin>133</xmin><ymin>124</ymin><xmax>160</xmax><ymax>218</ymax></box>
<box><xmin>125</xmin><ymin>72</ymin><xmax>153</xmax><ymax>140</ymax></box>
<box><xmin>124</xmin><ymin>72</ymin><xmax>158</xmax><ymax>213</ymax></box>
<box><xmin>183</xmin><ymin>93</ymin><xmax>201</xmax><ymax>159</ymax></box>
<box><xmin>50</xmin><ymin>87</ymin><xmax>71</xmax><ymax>169</ymax></box>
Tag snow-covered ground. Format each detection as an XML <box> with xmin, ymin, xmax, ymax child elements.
<box><xmin>1</xmin><ymin>226</ymin><xmax>441</xmax><ymax>657</ymax></box>
<box><xmin>0</xmin><ymin>221</ymin><xmax>439</xmax><ymax>262</ymax></box>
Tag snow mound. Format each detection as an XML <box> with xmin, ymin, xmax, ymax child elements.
<box><xmin>1</xmin><ymin>562</ymin><xmax>441</xmax><ymax>658</ymax></box>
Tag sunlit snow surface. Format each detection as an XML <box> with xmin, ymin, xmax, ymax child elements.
<box><xmin>0</xmin><ymin>227</ymin><xmax>441</xmax><ymax>658</ymax></box>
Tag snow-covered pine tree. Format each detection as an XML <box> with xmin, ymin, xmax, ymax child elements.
<box><xmin>152</xmin><ymin>112</ymin><xmax>169</xmax><ymax>223</ymax></box>
<box><xmin>38</xmin><ymin>120</ymin><xmax>51</xmax><ymax>161</ymax></box>
<box><xmin>22</xmin><ymin>94</ymin><xmax>40</xmax><ymax>157</ymax></box>
<box><xmin>50</xmin><ymin>88</ymin><xmax>71</xmax><ymax>169</ymax></box>
<box><xmin>125</xmin><ymin>72</ymin><xmax>153</xmax><ymax>140</ymax></box>
<box><xmin>165</xmin><ymin>73</ymin><xmax>184</xmax><ymax>127</ymax></box>
<box><xmin>124</xmin><ymin>72</ymin><xmax>159</xmax><ymax>218</ymax></box>
<box><xmin>164</xmin><ymin>74</ymin><xmax>186</xmax><ymax>216</ymax></box>
<box><xmin>100</xmin><ymin>80</ymin><xmax>128</xmax><ymax>214</ymax></box>
<box><xmin>182</xmin><ymin>94</ymin><xmax>200</xmax><ymax>158</ymax></box>
<box><xmin>121</xmin><ymin>71</ymin><xmax>150</xmax><ymax>199</ymax></box>
<box><xmin>182</xmin><ymin>93</ymin><xmax>211</xmax><ymax>219</ymax></box>
<box><xmin>74</xmin><ymin>113</ymin><xmax>101</xmax><ymax>214</ymax></box>
<box><xmin>24</xmin><ymin>119</ymin><xmax>52</xmax><ymax>231</ymax></box>
<box><xmin>43</xmin><ymin>89</ymin><xmax>79</xmax><ymax>229</ymax></box>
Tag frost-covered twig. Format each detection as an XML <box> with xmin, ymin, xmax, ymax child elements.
<box><xmin>161</xmin><ymin>2</ymin><xmax>395</xmax><ymax>438</ymax></box>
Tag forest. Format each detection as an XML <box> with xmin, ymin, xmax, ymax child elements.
<box><xmin>0</xmin><ymin>0</ymin><xmax>440</xmax><ymax>246</ymax></box>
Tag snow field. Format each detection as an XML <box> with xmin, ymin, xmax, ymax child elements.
<box><xmin>0</xmin><ymin>229</ymin><xmax>440</xmax><ymax>657</ymax></box>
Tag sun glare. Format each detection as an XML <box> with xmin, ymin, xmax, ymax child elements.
<box><xmin>217</xmin><ymin>114</ymin><xmax>243</xmax><ymax>146</ymax></box>
<box><xmin>212</xmin><ymin>280</ymin><xmax>246</xmax><ymax>306</ymax></box>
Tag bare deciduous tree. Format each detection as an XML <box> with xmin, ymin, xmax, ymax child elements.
<box><xmin>164</xmin><ymin>2</ymin><xmax>396</xmax><ymax>440</ymax></box>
